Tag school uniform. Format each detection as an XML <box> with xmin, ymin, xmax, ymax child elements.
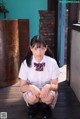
<box><xmin>19</xmin><ymin>55</ymin><xmax>60</xmax><ymax>108</ymax></box>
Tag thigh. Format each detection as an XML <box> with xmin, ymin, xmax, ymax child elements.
<box><xmin>51</xmin><ymin>91</ymin><xmax>58</xmax><ymax>109</ymax></box>
<box><xmin>22</xmin><ymin>91</ymin><xmax>32</xmax><ymax>106</ymax></box>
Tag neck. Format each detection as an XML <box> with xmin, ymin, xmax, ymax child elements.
<box><xmin>34</xmin><ymin>56</ymin><xmax>44</xmax><ymax>63</ymax></box>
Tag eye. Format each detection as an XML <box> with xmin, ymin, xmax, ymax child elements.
<box><xmin>34</xmin><ymin>47</ymin><xmax>38</xmax><ymax>50</ymax></box>
<box><xmin>41</xmin><ymin>47</ymin><xmax>45</xmax><ymax>50</ymax></box>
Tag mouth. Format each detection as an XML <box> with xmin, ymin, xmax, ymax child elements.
<box><xmin>36</xmin><ymin>55</ymin><xmax>42</xmax><ymax>57</ymax></box>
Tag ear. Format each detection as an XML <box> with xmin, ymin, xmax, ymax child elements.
<box><xmin>45</xmin><ymin>45</ymin><xmax>48</xmax><ymax>52</ymax></box>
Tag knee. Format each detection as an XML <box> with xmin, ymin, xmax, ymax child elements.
<box><xmin>41</xmin><ymin>95</ymin><xmax>53</xmax><ymax>105</ymax></box>
<box><xmin>28</xmin><ymin>95</ymin><xmax>39</xmax><ymax>104</ymax></box>
<box><xmin>41</xmin><ymin>98</ymin><xmax>51</xmax><ymax>104</ymax></box>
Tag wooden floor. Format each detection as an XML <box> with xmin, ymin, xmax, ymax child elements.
<box><xmin>0</xmin><ymin>80</ymin><xmax>80</xmax><ymax>119</ymax></box>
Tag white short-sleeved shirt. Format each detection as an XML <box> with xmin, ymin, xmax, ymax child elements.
<box><xmin>19</xmin><ymin>55</ymin><xmax>60</xmax><ymax>88</ymax></box>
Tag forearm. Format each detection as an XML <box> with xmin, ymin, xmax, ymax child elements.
<box><xmin>45</xmin><ymin>83</ymin><xmax>58</xmax><ymax>91</ymax></box>
<box><xmin>20</xmin><ymin>84</ymin><xmax>30</xmax><ymax>93</ymax></box>
<box><xmin>20</xmin><ymin>84</ymin><xmax>40</xmax><ymax>95</ymax></box>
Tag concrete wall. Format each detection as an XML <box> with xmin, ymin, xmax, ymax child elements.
<box><xmin>70</xmin><ymin>29</ymin><xmax>80</xmax><ymax>102</ymax></box>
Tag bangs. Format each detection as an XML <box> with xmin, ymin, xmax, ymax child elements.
<box><xmin>31</xmin><ymin>43</ymin><xmax>46</xmax><ymax>48</ymax></box>
<box><xmin>30</xmin><ymin>35</ymin><xmax>46</xmax><ymax>48</ymax></box>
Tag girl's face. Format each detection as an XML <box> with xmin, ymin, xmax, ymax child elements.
<box><xmin>30</xmin><ymin>44</ymin><xmax>47</xmax><ymax>61</ymax></box>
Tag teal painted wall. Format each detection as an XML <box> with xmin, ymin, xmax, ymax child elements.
<box><xmin>0</xmin><ymin>0</ymin><xmax>47</xmax><ymax>39</ymax></box>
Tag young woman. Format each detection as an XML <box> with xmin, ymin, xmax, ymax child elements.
<box><xmin>19</xmin><ymin>35</ymin><xmax>60</xmax><ymax>119</ymax></box>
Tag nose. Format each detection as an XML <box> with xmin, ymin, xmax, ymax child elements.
<box><xmin>37</xmin><ymin>49</ymin><xmax>41</xmax><ymax>55</ymax></box>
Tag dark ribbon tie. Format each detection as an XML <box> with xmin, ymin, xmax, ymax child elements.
<box><xmin>34</xmin><ymin>62</ymin><xmax>45</xmax><ymax>71</ymax></box>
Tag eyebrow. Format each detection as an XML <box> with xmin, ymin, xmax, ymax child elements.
<box><xmin>33</xmin><ymin>46</ymin><xmax>45</xmax><ymax>48</ymax></box>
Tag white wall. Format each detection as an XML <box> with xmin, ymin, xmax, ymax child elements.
<box><xmin>70</xmin><ymin>29</ymin><xmax>80</xmax><ymax>102</ymax></box>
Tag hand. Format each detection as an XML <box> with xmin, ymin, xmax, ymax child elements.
<box><xmin>40</xmin><ymin>84</ymin><xmax>50</xmax><ymax>98</ymax></box>
<box><xmin>29</xmin><ymin>85</ymin><xmax>41</xmax><ymax>97</ymax></box>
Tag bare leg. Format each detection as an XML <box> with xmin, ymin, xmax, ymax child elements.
<box><xmin>28</xmin><ymin>95</ymin><xmax>39</xmax><ymax>105</ymax></box>
<box><xmin>41</xmin><ymin>91</ymin><xmax>55</xmax><ymax>105</ymax></box>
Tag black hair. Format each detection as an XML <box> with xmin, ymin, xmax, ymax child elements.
<box><xmin>25</xmin><ymin>35</ymin><xmax>54</xmax><ymax>67</ymax></box>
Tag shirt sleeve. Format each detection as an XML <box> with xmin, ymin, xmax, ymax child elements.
<box><xmin>51</xmin><ymin>60</ymin><xmax>60</xmax><ymax>79</ymax></box>
<box><xmin>18</xmin><ymin>60</ymin><xmax>28</xmax><ymax>80</ymax></box>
